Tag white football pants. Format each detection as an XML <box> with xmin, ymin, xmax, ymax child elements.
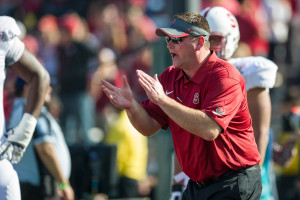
<box><xmin>0</xmin><ymin>159</ymin><xmax>21</xmax><ymax>200</ymax></box>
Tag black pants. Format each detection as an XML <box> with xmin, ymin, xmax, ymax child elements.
<box><xmin>118</xmin><ymin>176</ymin><xmax>138</xmax><ymax>198</ymax></box>
<box><xmin>183</xmin><ymin>165</ymin><xmax>262</xmax><ymax>200</ymax></box>
<box><xmin>20</xmin><ymin>182</ymin><xmax>42</xmax><ymax>200</ymax></box>
<box><xmin>20</xmin><ymin>179</ymin><xmax>58</xmax><ymax>200</ymax></box>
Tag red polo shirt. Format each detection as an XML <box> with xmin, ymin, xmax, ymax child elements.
<box><xmin>141</xmin><ymin>52</ymin><xmax>260</xmax><ymax>182</ymax></box>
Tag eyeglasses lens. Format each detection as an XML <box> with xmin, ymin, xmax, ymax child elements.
<box><xmin>165</xmin><ymin>36</ymin><xmax>183</xmax><ymax>44</ymax></box>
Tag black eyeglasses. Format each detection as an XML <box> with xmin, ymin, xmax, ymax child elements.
<box><xmin>165</xmin><ymin>36</ymin><xmax>189</xmax><ymax>44</ymax></box>
<box><xmin>165</xmin><ymin>35</ymin><xmax>208</xmax><ymax>45</ymax></box>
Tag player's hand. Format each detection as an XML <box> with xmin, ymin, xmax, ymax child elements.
<box><xmin>101</xmin><ymin>75</ymin><xmax>133</xmax><ymax>109</ymax></box>
<box><xmin>0</xmin><ymin>113</ymin><xmax>36</xmax><ymax>163</ymax></box>
<box><xmin>169</xmin><ymin>184</ymin><xmax>183</xmax><ymax>200</ymax></box>
<box><xmin>0</xmin><ymin>138</ymin><xmax>25</xmax><ymax>164</ymax></box>
<box><xmin>136</xmin><ymin>70</ymin><xmax>166</xmax><ymax>105</ymax></box>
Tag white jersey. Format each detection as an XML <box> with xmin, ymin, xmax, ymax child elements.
<box><xmin>229</xmin><ymin>56</ymin><xmax>278</xmax><ymax>91</ymax></box>
<box><xmin>0</xmin><ymin>16</ymin><xmax>25</xmax><ymax>200</ymax></box>
<box><xmin>0</xmin><ymin>16</ymin><xmax>25</xmax><ymax>142</ymax></box>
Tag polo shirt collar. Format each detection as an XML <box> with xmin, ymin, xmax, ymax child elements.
<box><xmin>175</xmin><ymin>50</ymin><xmax>218</xmax><ymax>84</ymax></box>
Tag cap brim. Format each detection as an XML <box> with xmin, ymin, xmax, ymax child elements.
<box><xmin>155</xmin><ymin>28</ymin><xmax>190</xmax><ymax>37</ymax></box>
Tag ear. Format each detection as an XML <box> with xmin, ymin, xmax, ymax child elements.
<box><xmin>196</xmin><ymin>36</ymin><xmax>205</xmax><ymax>50</ymax></box>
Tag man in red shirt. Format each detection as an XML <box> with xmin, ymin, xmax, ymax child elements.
<box><xmin>102</xmin><ymin>12</ymin><xmax>262</xmax><ymax>199</ymax></box>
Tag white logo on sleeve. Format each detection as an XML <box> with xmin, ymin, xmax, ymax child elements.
<box><xmin>166</xmin><ymin>90</ymin><xmax>174</xmax><ymax>95</ymax></box>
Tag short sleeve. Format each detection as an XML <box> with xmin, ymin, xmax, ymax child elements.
<box><xmin>141</xmin><ymin>99</ymin><xmax>169</xmax><ymax>130</ymax></box>
<box><xmin>32</xmin><ymin>117</ymin><xmax>55</xmax><ymax>145</ymax></box>
<box><xmin>0</xmin><ymin>16</ymin><xmax>25</xmax><ymax>66</ymax></box>
<box><xmin>5</xmin><ymin>37</ymin><xmax>25</xmax><ymax>66</ymax></box>
<box><xmin>229</xmin><ymin>57</ymin><xmax>278</xmax><ymax>91</ymax></box>
<box><xmin>202</xmin><ymin>72</ymin><xmax>245</xmax><ymax>131</ymax></box>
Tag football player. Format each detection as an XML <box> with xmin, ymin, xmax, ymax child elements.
<box><xmin>0</xmin><ymin>16</ymin><xmax>50</xmax><ymax>200</ymax></box>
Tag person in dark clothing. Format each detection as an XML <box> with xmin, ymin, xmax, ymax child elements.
<box><xmin>57</xmin><ymin>13</ymin><xmax>97</xmax><ymax>144</ymax></box>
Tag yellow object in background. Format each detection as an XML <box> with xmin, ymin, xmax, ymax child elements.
<box><xmin>274</xmin><ymin>132</ymin><xmax>299</xmax><ymax>176</ymax></box>
<box><xmin>104</xmin><ymin>110</ymin><xmax>148</xmax><ymax>181</ymax></box>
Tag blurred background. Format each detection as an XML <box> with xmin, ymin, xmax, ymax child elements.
<box><xmin>2</xmin><ymin>0</ymin><xmax>300</xmax><ymax>199</ymax></box>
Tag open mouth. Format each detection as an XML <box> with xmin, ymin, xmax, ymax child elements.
<box><xmin>171</xmin><ymin>53</ymin><xmax>177</xmax><ymax>59</ymax></box>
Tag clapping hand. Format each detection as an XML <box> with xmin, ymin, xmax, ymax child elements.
<box><xmin>101</xmin><ymin>75</ymin><xmax>133</xmax><ymax>109</ymax></box>
<box><xmin>136</xmin><ymin>70</ymin><xmax>166</xmax><ymax>105</ymax></box>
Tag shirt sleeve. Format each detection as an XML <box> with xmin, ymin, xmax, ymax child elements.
<box><xmin>32</xmin><ymin>117</ymin><xmax>55</xmax><ymax>145</ymax></box>
<box><xmin>202</xmin><ymin>75</ymin><xmax>245</xmax><ymax>131</ymax></box>
<box><xmin>0</xmin><ymin>16</ymin><xmax>25</xmax><ymax>66</ymax></box>
<box><xmin>141</xmin><ymin>99</ymin><xmax>169</xmax><ymax>130</ymax></box>
<box><xmin>229</xmin><ymin>57</ymin><xmax>278</xmax><ymax>91</ymax></box>
<box><xmin>5</xmin><ymin>37</ymin><xmax>25</xmax><ymax>66</ymax></box>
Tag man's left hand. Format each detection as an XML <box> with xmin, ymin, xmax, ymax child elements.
<box><xmin>136</xmin><ymin>70</ymin><xmax>166</xmax><ymax>105</ymax></box>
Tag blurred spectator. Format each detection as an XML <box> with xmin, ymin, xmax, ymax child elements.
<box><xmin>125</xmin><ymin>4</ymin><xmax>158</xmax><ymax>49</ymax></box>
<box><xmin>90</xmin><ymin>47</ymin><xmax>127</xmax><ymax>132</ymax></box>
<box><xmin>127</xmin><ymin>45</ymin><xmax>154</xmax><ymax>102</ymax></box>
<box><xmin>201</xmin><ymin>0</ymin><xmax>241</xmax><ymax>16</ymax></box>
<box><xmin>57</xmin><ymin>12</ymin><xmax>97</xmax><ymax>144</ymax></box>
<box><xmin>86</xmin><ymin>3</ymin><xmax>128</xmax><ymax>54</ymax></box>
<box><xmin>47</xmin><ymin>93</ymin><xmax>63</xmax><ymax>120</ymax></box>
<box><xmin>263</xmin><ymin>0</ymin><xmax>293</xmax><ymax>63</ymax></box>
<box><xmin>235</xmin><ymin>0</ymin><xmax>270</xmax><ymax>56</ymax></box>
<box><xmin>273</xmin><ymin>94</ymin><xmax>300</xmax><ymax>200</ymax></box>
<box><xmin>37</xmin><ymin>14</ymin><xmax>60</xmax><ymax>87</ymax></box>
<box><xmin>22</xmin><ymin>35</ymin><xmax>39</xmax><ymax>56</ymax></box>
<box><xmin>7</xmin><ymin>78</ymin><xmax>74</xmax><ymax>200</ymax></box>
<box><xmin>104</xmin><ymin>109</ymin><xmax>155</xmax><ymax>198</ymax></box>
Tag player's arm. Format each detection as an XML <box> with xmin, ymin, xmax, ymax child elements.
<box><xmin>247</xmin><ymin>87</ymin><xmax>271</xmax><ymax>167</ymax></box>
<box><xmin>0</xmin><ymin>49</ymin><xmax>50</xmax><ymax>163</ymax></box>
<box><xmin>9</xmin><ymin>49</ymin><xmax>50</xmax><ymax>118</ymax></box>
<box><xmin>35</xmin><ymin>142</ymin><xmax>74</xmax><ymax>200</ymax></box>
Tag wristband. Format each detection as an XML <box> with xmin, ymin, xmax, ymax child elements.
<box><xmin>7</xmin><ymin>113</ymin><xmax>37</xmax><ymax>148</ymax></box>
<box><xmin>59</xmin><ymin>182</ymin><xmax>70</xmax><ymax>190</ymax></box>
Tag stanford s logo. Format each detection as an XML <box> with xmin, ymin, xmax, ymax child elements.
<box><xmin>193</xmin><ymin>93</ymin><xmax>199</xmax><ymax>104</ymax></box>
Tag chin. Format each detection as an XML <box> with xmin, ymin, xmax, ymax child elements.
<box><xmin>173</xmin><ymin>63</ymin><xmax>182</xmax><ymax>69</ymax></box>
<box><xmin>172</xmin><ymin>61</ymin><xmax>179</xmax><ymax>68</ymax></box>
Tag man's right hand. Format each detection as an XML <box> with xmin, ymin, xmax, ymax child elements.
<box><xmin>0</xmin><ymin>113</ymin><xmax>37</xmax><ymax>164</ymax></box>
<box><xmin>101</xmin><ymin>75</ymin><xmax>133</xmax><ymax>109</ymax></box>
<box><xmin>0</xmin><ymin>140</ymin><xmax>25</xmax><ymax>164</ymax></box>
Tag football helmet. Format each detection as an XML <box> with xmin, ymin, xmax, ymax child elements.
<box><xmin>201</xmin><ymin>6</ymin><xmax>240</xmax><ymax>60</ymax></box>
